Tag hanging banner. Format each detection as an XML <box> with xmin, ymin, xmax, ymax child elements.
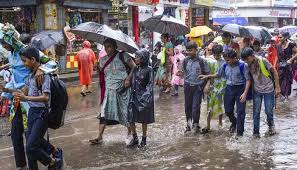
<box><xmin>213</xmin><ymin>0</ymin><xmax>230</xmax><ymax>8</ymax></box>
<box><xmin>160</xmin><ymin>0</ymin><xmax>190</xmax><ymax>8</ymax></box>
<box><xmin>123</xmin><ymin>0</ymin><xmax>158</xmax><ymax>7</ymax></box>
<box><xmin>195</xmin><ymin>0</ymin><xmax>213</xmax><ymax>6</ymax></box>
<box><xmin>44</xmin><ymin>3</ymin><xmax>58</xmax><ymax>30</ymax></box>
<box><xmin>272</xmin><ymin>0</ymin><xmax>294</xmax><ymax>7</ymax></box>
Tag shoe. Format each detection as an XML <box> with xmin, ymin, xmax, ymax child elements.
<box><xmin>171</xmin><ymin>93</ymin><xmax>178</xmax><ymax>96</ymax></box>
<box><xmin>229</xmin><ymin>124</ymin><xmax>236</xmax><ymax>134</ymax></box>
<box><xmin>53</xmin><ymin>148</ymin><xmax>63</xmax><ymax>169</ymax></box>
<box><xmin>16</xmin><ymin>166</ymin><xmax>27</xmax><ymax>170</ymax></box>
<box><xmin>265</xmin><ymin>126</ymin><xmax>276</xmax><ymax>136</ymax></box>
<box><xmin>127</xmin><ymin>135</ymin><xmax>139</xmax><ymax>147</ymax></box>
<box><xmin>184</xmin><ymin>126</ymin><xmax>191</xmax><ymax>134</ymax></box>
<box><xmin>86</xmin><ymin>91</ymin><xmax>92</xmax><ymax>94</ymax></box>
<box><xmin>139</xmin><ymin>136</ymin><xmax>147</xmax><ymax>148</ymax></box>
<box><xmin>201</xmin><ymin>127</ymin><xmax>211</xmax><ymax>134</ymax></box>
<box><xmin>6</xmin><ymin>131</ymin><xmax>11</xmax><ymax>136</ymax></box>
<box><xmin>48</xmin><ymin>158</ymin><xmax>62</xmax><ymax>170</ymax></box>
<box><xmin>253</xmin><ymin>133</ymin><xmax>260</xmax><ymax>139</ymax></box>
<box><xmin>80</xmin><ymin>92</ymin><xmax>86</xmax><ymax>97</ymax></box>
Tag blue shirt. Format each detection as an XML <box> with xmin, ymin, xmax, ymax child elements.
<box><xmin>26</xmin><ymin>74</ymin><xmax>51</xmax><ymax>108</ymax></box>
<box><xmin>2</xmin><ymin>50</ymin><xmax>31</xmax><ymax>99</ymax></box>
<box><xmin>218</xmin><ymin>61</ymin><xmax>250</xmax><ymax>86</ymax></box>
<box><xmin>182</xmin><ymin>56</ymin><xmax>210</xmax><ymax>85</ymax></box>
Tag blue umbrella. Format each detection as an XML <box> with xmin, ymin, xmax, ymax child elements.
<box><xmin>31</xmin><ymin>31</ymin><xmax>65</xmax><ymax>51</ymax></box>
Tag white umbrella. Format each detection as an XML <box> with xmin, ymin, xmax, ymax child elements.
<box><xmin>142</xmin><ymin>15</ymin><xmax>190</xmax><ymax>35</ymax></box>
<box><xmin>279</xmin><ymin>25</ymin><xmax>297</xmax><ymax>35</ymax></box>
<box><xmin>71</xmin><ymin>22</ymin><xmax>139</xmax><ymax>53</ymax></box>
<box><xmin>221</xmin><ymin>24</ymin><xmax>252</xmax><ymax>37</ymax></box>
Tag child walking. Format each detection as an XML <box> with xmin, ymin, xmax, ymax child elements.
<box><xmin>241</xmin><ymin>47</ymin><xmax>281</xmax><ymax>138</ymax></box>
<box><xmin>179</xmin><ymin>41</ymin><xmax>210</xmax><ymax>134</ymax></box>
<box><xmin>202</xmin><ymin>44</ymin><xmax>226</xmax><ymax>134</ymax></box>
<box><xmin>200</xmin><ymin>48</ymin><xmax>251</xmax><ymax>137</ymax></box>
<box><xmin>1</xmin><ymin>47</ymin><xmax>63</xmax><ymax>170</ymax></box>
<box><xmin>171</xmin><ymin>45</ymin><xmax>186</xmax><ymax>96</ymax></box>
<box><xmin>128</xmin><ymin>49</ymin><xmax>155</xmax><ymax>147</ymax></box>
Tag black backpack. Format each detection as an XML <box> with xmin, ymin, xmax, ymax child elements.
<box><xmin>46</xmin><ymin>74</ymin><xmax>68</xmax><ymax>129</ymax></box>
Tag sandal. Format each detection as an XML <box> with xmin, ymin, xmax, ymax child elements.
<box><xmin>201</xmin><ymin>128</ymin><xmax>211</xmax><ymax>134</ymax></box>
<box><xmin>80</xmin><ymin>92</ymin><xmax>86</xmax><ymax>97</ymax></box>
<box><xmin>89</xmin><ymin>138</ymin><xmax>102</xmax><ymax>145</ymax></box>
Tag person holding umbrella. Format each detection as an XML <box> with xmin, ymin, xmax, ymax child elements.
<box><xmin>89</xmin><ymin>38</ymin><xmax>136</xmax><ymax>145</ymax></box>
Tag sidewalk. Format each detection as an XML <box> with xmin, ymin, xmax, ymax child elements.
<box><xmin>59</xmin><ymin>71</ymin><xmax>98</xmax><ymax>83</ymax></box>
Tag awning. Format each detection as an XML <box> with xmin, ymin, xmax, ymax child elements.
<box><xmin>63</xmin><ymin>0</ymin><xmax>112</xmax><ymax>10</ymax></box>
<box><xmin>213</xmin><ymin>17</ymin><xmax>248</xmax><ymax>26</ymax></box>
<box><xmin>0</xmin><ymin>0</ymin><xmax>38</xmax><ymax>7</ymax></box>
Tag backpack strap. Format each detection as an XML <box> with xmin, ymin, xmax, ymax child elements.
<box><xmin>258</xmin><ymin>57</ymin><xmax>271</xmax><ymax>78</ymax></box>
<box><xmin>222</xmin><ymin>63</ymin><xmax>227</xmax><ymax>74</ymax></box>
<box><xmin>239</xmin><ymin>61</ymin><xmax>245</xmax><ymax>78</ymax></box>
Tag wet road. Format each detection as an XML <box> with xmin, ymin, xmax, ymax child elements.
<box><xmin>1</xmin><ymin>81</ymin><xmax>297</xmax><ymax>170</ymax></box>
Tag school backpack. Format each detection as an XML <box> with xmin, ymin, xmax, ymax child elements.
<box><xmin>183</xmin><ymin>55</ymin><xmax>208</xmax><ymax>90</ymax></box>
<box><xmin>46</xmin><ymin>74</ymin><xmax>68</xmax><ymax>129</ymax></box>
<box><xmin>222</xmin><ymin>58</ymin><xmax>273</xmax><ymax>101</ymax></box>
<box><xmin>222</xmin><ymin>61</ymin><xmax>253</xmax><ymax>100</ymax></box>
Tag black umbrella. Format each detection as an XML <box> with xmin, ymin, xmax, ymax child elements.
<box><xmin>142</xmin><ymin>15</ymin><xmax>190</xmax><ymax>35</ymax></box>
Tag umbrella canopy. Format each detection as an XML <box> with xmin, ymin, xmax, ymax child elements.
<box><xmin>142</xmin><ymin>15</ymin><xmax>190</xmax><ymax>35</ymax></box>
<box><xmin>71</xmin><ymin>22</ymin><xmax>138</xmax><ymax>53</ymax></box>
<box><xmin>186</xmin><ymin>26</ymin><xmax>212</xmax><ymax>37</ymax></box>
<box><xmin>31</xmin><ymin>31</ymin><xmax>65</xmax><ymax>51</ymax></box>
<box><xmin>279</xmin><ymin>26</ymin><xmax>297</xmax><ymax>35</ymax></box>
<box><xmin>290</xmin><ymin>32</ymin><xmax>297</xmax><ymax>41</ymax></box>
<box><xmin>244</xmin><ymin>26</ymin><xmax>272</xmax><ymax>42</ymax></box>
<box><xmin>221</xmin><ymin>24</ymin><xmax>252</xmax><ymax>37</ymax></box>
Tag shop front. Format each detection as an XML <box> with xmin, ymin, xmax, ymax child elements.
<box><xmin>61</xmin><ymin>0</ymin><xmax>112</xmax><ymax>72</ymax></box>
<box><xmin>0</xmin><ymin>0</ymin><xmax>39</xmax><ymax>34</ymax></box>
<box><xmin>212</xmin><ymin>7</ymin><xmax>295</xmax><ymax>28</ymax></box>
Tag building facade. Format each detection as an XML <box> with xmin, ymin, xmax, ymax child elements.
<box><xmin>211</xmin><ymin>0</ymin><xmax>296</xmax><ymax>27</ymax></box>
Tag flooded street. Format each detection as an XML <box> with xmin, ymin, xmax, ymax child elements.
<box><xmin>1</xmin><ymin>81</ymin><xmax>297</xmax><ymax>169</ymax></box>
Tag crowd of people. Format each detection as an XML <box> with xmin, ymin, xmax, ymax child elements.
<box><xmin>87</xmin><ymin>30</ymin><xmax>297</xmax><ymax>149</ymax></box>
<box><xmin>1</xmin><ymin>22</ymin><xmax>297</xmax><ymax>170</ymax></box>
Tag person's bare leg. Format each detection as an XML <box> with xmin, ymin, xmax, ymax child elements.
<box><xmin>89</xmin><ymin>123</ymin><xmax>105</xmax><ymax>144</ymax></box>
<box><xmin>218</xmin><ymin>115</ymin><xmax>223</xmax><ymax>127</ymax></box>
<box><xmin>81</xmin><ymin>85</ymin><xmax>86</xmax><ymax>96</ymax></box>
<box><xmin>142</xmin><ymin>124</ymin><xmax>147</xmax><ymax>137</ymax></box>
<box><xmin>207</xmin><ymin>114</ymin><xmax>211</xmax><ymax>130</ymax></box>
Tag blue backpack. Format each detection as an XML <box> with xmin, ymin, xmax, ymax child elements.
<box><xmin>222</xmin><ymin>61</ymin><xmax>253</xmax><ymax>100</ymax></box>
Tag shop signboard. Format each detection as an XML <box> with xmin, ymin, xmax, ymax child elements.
<box><xmin>212</xmin><ymin>8</ymin><xmax>292</xmax><ymax>18</ymax></box>
<box><xmin>44</xmin><ymin>3</ymin><xmax>58</xmax><ymax>30</ymax></box>
<box><xmin>123</xmin><ymin>0</ymin><xmax>158</xmax><ymax>7</ymax></box>
<box><xmin>195</xmin><ymin>0</ymin><xmax>213</xmax><ymax>6</ymax></box>
<box><xmin>272</xmin><ymin>0</ymin><xmax>294</xmax><ymax>7</ymax></box>
<box><xmin>160</xmin><ymin>0</ymin><xmax>190</xmax><ymax>7</ymax></box>
<box><xmin>213</xmin><ymin>0</ymin><xmax>230</xmax><ymax>9</ymax></box>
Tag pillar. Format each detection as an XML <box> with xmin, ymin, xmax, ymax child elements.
<box><xmin>132</xmin><ymin>6</ymin><xmax>139</xmax><ymax>45</ymax></box>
